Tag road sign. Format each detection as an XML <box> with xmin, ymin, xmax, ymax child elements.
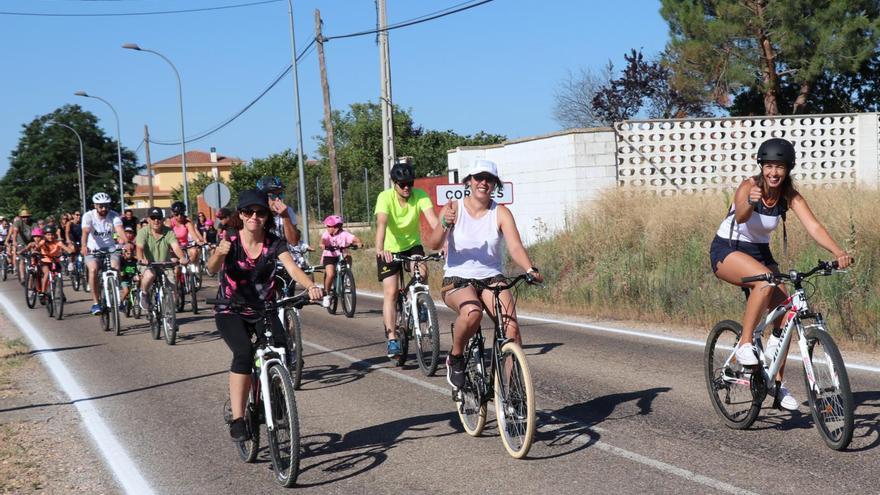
<box><xmin>203</xmin><ymin>182</ymin><xmax>231</xmax><ymax>209</ymax></box>
<box><xmin>435</xmin><ymin>183</ymin><xmax>513</xmax><ymax>206</ymax></box>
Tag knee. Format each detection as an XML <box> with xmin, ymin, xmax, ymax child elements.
<box><xmin>463</xmin><ymin>310</ymin><xmax>482</xmax><ymax>329</ymax></box>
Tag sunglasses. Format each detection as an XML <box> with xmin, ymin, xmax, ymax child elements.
<box><xmin>472</xmin><ymin>173</ymin><xmax>496</xmax><ymax>183</ymax></box>
<box><xmin>396</xmin><ymin>180</ymin><xmax>414</xmax><ymax>189</ymax></box>
<box><xmin>216</xmin><ymin>216</ymin><xmax>227</xmax><ymax>220</ymax></box>
<box><xmin>96</xmin><ymin>204</ymin><xmax>109</xmax><ymax>209</ymax></box>
<box><xmin>268</xmin><ymin>192</ymin><xmax>284</xmax><ymax>200</ymax></box>
<box><xmin>239</xmin><ymin>208</ymin><xmax>269</xmax><ymax>218</ymax></box>
<box><xmin>149</xmin><ymin>216</ymin><xmax>162</xmax><ymax>221</ymax></box>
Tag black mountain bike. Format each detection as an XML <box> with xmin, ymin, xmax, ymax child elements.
<box><xmin>211</xmin><ymin>293</ymin><xmax>314</xmax><ymax>488</ymax></box>
<box><xmin>143</xmin><ymin>261</ymin><xmax>179</xmax><ymax>345</ymax></box>
<box><xmin>445</xmin><ymin>273</ymin><xmax>539</xmax><ymax>459</ymax></box>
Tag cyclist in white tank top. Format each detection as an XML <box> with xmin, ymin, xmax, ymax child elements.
<box><xmin>427</xmin><ymin>160</ymin><xmax>543</xmax><ymax>391</ymax></box>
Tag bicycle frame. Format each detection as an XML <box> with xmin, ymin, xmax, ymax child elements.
<box><xmin>394</xmin><ymin>255</ymin><xmax>440</xmax><ymax>340</ymax></box>
<box><xmin>100</xmin><ymin>257</ymin><xmax>120</xmax><ymax>309</ymax></box>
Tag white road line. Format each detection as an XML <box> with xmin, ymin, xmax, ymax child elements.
<box><xmin>302</xmin><ymin>338</ymin><xmax>758</xmax><ymax>495</ymax></box>
<box><xmin>360</xmin><ymin>290</ymin><xmax>880</xmax><ymax>374</ymax></box>
<box><xmin>0</xmin><ymin>293</ymin><xmax>155</xmax><ymax>495</ymax></box>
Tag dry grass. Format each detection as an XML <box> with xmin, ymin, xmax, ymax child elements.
<box><xmin>327</xmin><ymin>187</ymin><xmax>880</xmax><ymax>347</ymax></box>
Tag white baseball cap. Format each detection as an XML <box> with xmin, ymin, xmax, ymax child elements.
<box><xmin>467</xmin><ymin>159</ymin><xmax>500</xmax><ymax>181</ymax></box>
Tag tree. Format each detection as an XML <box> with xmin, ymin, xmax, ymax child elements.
<box><xmin>314</xmin><ymin>101</ymin><xmax>504</xmax><ymax>222</ymax></box>
<box><xmin>589</xmin><ymin>49</ymin><xmax>709</xmax><ymax>124</ymax></box>
<box><xmin>0</xmin><ymin>105</ymin><xmax>139</xmax><ymax>217</ymax></box>
<box><xmin>552</xmin><ymin>64</ymin><xmax>614</xmax><ymax>128</ymax></box>
<box><xmin>661</xmin><ymin>0</ymin><xmax>880</xmax><ymax>115</ymax></box>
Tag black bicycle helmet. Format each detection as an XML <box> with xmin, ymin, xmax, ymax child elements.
<box><xmin>256</xmin><ymin>176</ymin><xmax>284</xmax><ymax>192</ymax></box>
<box><xmin>757</xmin><ymin>138</ymin><xmax>796</xmax><ymax>168</ymax></box>
<box><xmin>390</xmin><ymin>162</ymin><xmax>415</xmax><ymax>183</ymax></box>
<box><xmin>170</xmin><ymin>201</ymin><xmax>186</xmax><ymax>215</ymax></box>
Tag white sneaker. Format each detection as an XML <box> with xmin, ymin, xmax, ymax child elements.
<box><xmin>735</xmin><ymin>344</ymin><xmax>759</xmax><ymax>366</ymax></box>
<box><xmin>765</xmin><ymin>335</ymin><xmax>781</xmax><ymax>362</ymax></box>
<box><xmin>321</xmin><ymin>295</ymin><xmax>332</xmax><ymax>308</ymax></box>
<box><xmin>769</xmin><ymin>382</ymin><xmax>799</xmax><ymax>411</ymax></box>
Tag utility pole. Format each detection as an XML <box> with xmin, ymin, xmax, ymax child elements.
<box><xmin>144</xmin><ymin>124</ymin><xmax>154</xmax><ymax>208</ymax></box>
<box><xmin>315</xmin><ymin>176</ymin><xmax>321</xmax><ymax>220</ymax></box>
<box><xmin>378</xmin><ymin>0</ymin><xmax>395</xmax><ymax>189</ymax></box>
<box><xmin>364</xmin><ymin>167</ymin><xmax>370</xmax><ymax>222</ymax></box>
<box><xmin>315</xmin><ymin>9</ymin><xmax>341</xmax><ymax>215</ymax></box>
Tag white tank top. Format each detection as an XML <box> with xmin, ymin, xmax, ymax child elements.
<box><xmin>444</xmin><ymin>200</ymin><xmax>503</xmax><ymax>279</ymax></box>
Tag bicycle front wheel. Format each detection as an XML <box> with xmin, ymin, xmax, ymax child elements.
<box><xmin>494</xmin><ymin>342</ymin><xmax>536</xmax><ymax>459</ymax></box>
<box><xmin>46</xmin><ymin>279</ymin><xmax>55</xmax><ymax>318</ymax></box>
<box><xmin>1</xmin><ymin>256</ymin><xmax>7</xmax><ymax>281</ymax></box>
<box><xmin>414</xmin><ymin>292</ymin><xmax>440</xmax><ymax>376</ymax></box>
<box><xmin>24</xmin><ymin>271</ymin><xmax>37</xmax><ymax>309</ymax></box>
<box><xmin>341</xmin><ymin>269</ymin><xmax>356</xmax><ymax>318</ymax></box>
<box><xmin>162</xmin><ymin>286</ymin><xmax>178</xmax><ymax>345</ymax></box>
<box><xmin>802</xmin><ymin>324</ymin><xmax>854</xmax><ymax>450</ymax></box>
<box><xmin>54</xmin><ymin>277</ymin><xmax>65</xmax><ymax>320</ymax></box>
<box><xmin>189</xmin><ymin>273</ymin><xmax>199</xmax><ymax>314</ymax></box>
<box><xmin>266</xmin><ymin>364</ymin><xmax>301</xmax><ymax>487</ymax></box>
<box><xmin>109</xmin><ymin>280</ymin><xmax>121</xmax><ymax>336</ymax></box>
<box><xmin>704</xmin><ymin>320</ymin><xmax>764</xmax><ymax>429</ymax></box>
<box><xmin>285</xmin><ymin>309</ymin><xmax>304</xmax><ymax>390</ymax></box>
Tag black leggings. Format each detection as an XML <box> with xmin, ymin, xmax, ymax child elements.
<box><xmin>216</xmin><ymin>312</ymin><xmax>288</xmax><ymax>374</ymax></box>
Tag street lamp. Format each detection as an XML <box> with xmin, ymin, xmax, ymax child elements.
<box><xmin>122</xmin><ymin>43</ymin><xmax>190</xmax><ymax>214</ymax></box>
<box><xmin>75</xmin><ymin>91</ymin><xmax>125</xmax><ymax>211</ymax></box>
<box><xmin>46</xmin><ymin>120</ymin><xmax>87</xmax><ymax>214</ymax></box>
<box><xmin>286</xmin><ymin>0</ymin><xmax>311</xmax><ymax>245</ymax></box>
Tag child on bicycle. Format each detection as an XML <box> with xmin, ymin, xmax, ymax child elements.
<box><xmin>320</xmin><ymin>215</ymin><xmax>363</xmax><ymax>305</ymax></box>
<box><xmin>118</xmin><ymin>241</ymin><xmax>139</xmax><ymax>313</ymax></box>
<box><xmin>35</xmin><ymin>226</ymin><xmax>75</xmax><ymax>299</ymax></box>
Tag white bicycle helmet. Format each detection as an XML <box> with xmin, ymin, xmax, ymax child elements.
<box><xmin>92</xmin><ymin>192</ymin><xmax>112</xmax><ymax>204</ymax></box>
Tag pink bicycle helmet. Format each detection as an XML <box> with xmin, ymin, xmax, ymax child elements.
<box><xmin>324</xmin><ymin>215</ymin><xmax>343</xmax><ymax>227</ymax></box>
<box><xmin>31</xmin><ymin>227</ymin><xmax>44</xmax><ymax>237</ymax></box>
<box><xmin>204</xmin><ymin>219</ymin><xmax>214</xmax><ymax>227</ymax></box>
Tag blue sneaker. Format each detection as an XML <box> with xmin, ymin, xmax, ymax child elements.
<box><xmin>386</xmin><ymin>339</ymin><xmax>401</xmax><ymax>358</ymax></box>
<box><xmin>90</xmin><ymin>303</ymin><xmax>102</xmax><ymax>315</ymax></box>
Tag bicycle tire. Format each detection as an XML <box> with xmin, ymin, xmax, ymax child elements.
<box><xmin>341</xmin><ymin>269</ymin><xmax>356</xmax><ymax>318</ymax></box>
<box><xmin>54</xmin><ymin>276</ymin><xmax>65</xmax><ymax>320</ymax></box>
<box><xmin>226</xmin><ymin>394</ymin><xmax>260</xmax><ymax>463</ymax></box>
<box><xmin>176</xmin><ymin>278</ymin><xmax>186</xmax><ymax>312</ymax></box>
<box><xmin>704</xmin><ymin>320</ymin><xmax>764</xmax><ymax>429</ymax></box>
<box><xmin>457</xmin><ymin>337</ymin><xmax>487</xmax><ymax>436</ymax></box>
<box><xmin>266</xmin><ymin>364</ymin><xmax>301</xmax><ymax>487</ymax></box>
<box><xmin>163</xmin><ymin>287</ymin><xmax>178</xmax><ymax>345</ymax></box>
<box><xmin>1</xmin><ymin>256</ymin><xmax>7</xmax><ymax>281</ymax></box>
<box><xmin>194</xmin><ymin>270</ymin><xmax>202</xmax><ymax>292</ymax></box>
<box><xmin>99</xmin><ymin>282</ymin><xmax>110</xmax><ymax>331</ymax></box>
<box><xmin>125</xmin><ymin>292</ymin><xmax>133</xmax><ymax>318</ymax></box>
<box><xmin>327</xmin><ymin>289</ymin><xmax>338</xmax><ymax>315</ymax></box>
<box><xmin>494</xmin><ymin>342</ymin><xmax>536</xmax><ymax>459</ymax></box>
<box><xmin>133</xmin><ymin>290</ymin><xmax>142</xmax><ymax>319</ymax></box>
<box><xmin>24</xmin><ymin>271</ymin><xmax>37</xmax><ymax>309</ymax></box>
<box><xmin>46</xmin><ymin>279</ymin><xmax>55</xmax><ymax>318</ymax></box>
<box><xmin>802</xmin><ymin>324</ymin><xmax>854</xmax><ymax>450</ymax></box>
<box><xmin>285</xmin><ymin>309</ymin><xmax>304</xmax><ymax>390</ymax></box>
<box><xmin>149</xmin><ymin>309</ymin><xmax>162</xmax><ymax>340</ymax></box>
<box><xmin>189</xmin><ymin>273</ymin><xmax>199</xmax><ymax>314</ymax></box>
<box><xmin>414</xmin><ymin>292</ymin><xmax>440</xmax><ymax>376</ymax></box>
<box><xmin>109</xmin><ymin>279</ymin><xmax>121</xmax><ymax>336</ymax></box>
<box><xmin>71</xmin><ymin>269</ymin><xmax>79</xmax><ymax>291</ymax></box>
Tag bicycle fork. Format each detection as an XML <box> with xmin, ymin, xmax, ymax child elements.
<box><xmin>407</xmin><ymin>283</ymin><xmax>429</xmax><ymax>338</ymax></box>
<box><xmin>256</xmin><ymin>347</ymin><xmax>286</xmax><ymax>432</ymax></box>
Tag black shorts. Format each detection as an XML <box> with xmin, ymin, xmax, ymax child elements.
<box><xmin>709</xmin><ymin>235</ymin><xmax>777</xmax><ymax>273</ymax></box>
<box><xmin>215</xmin><ymin>312</ymin><xmax>287</xmax><ymax>374</ymax></box>
<box><xmin>441</xmin><ymin>274</ymin><xmax>506</xmax><ymax>296</ymax></box>
<box><xmin>377</xmin><ymin>245</ymin><xmax>425</xmax><ymax>282</ymax></box>
<box><xmin>321</xmin><ymin>256</ymin><xmax>339</xmax><ymax>267</ymax></box>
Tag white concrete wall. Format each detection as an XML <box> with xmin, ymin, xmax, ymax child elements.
<box><xmin>448</xmin><ymin>128</ymin><xmax>616</xmax><ymax>245</ymax></box>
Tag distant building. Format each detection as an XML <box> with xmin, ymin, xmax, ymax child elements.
<box><xmin>130</xmin><ymin>148</ymin><xmax>243</xmax><ymax>209</ymax></box>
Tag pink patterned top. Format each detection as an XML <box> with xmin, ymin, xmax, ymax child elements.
<box><xmin>214</xmin><ymin>230</ymin><xmax>287</xmax><ymax>316</ymax></box>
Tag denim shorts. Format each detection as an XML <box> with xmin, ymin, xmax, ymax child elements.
<box><xmin>709</xmin><ymin>235</ymin><xmax>777</xmax><ymax>273</ymax></box>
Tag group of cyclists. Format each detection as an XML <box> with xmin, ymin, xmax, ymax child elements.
<box><xmin>1</xmin><ymin>138</ymin><xmax>859</xmax><ymax>462</ymax></box>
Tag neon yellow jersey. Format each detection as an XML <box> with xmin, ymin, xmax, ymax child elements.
<box><xmin>374</xmin><ymin>188</ymin><xmax>433</xmax><ymax>252</ymax></box>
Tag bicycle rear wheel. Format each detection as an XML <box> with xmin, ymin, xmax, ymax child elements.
<box><xmin>341</xmin><ymin>269</ymin><xmax>356</xmax><ymax>318</ymax></box>
<box><xmin>54</xmin><ymin>277</ymin><xmax>65</xmax><ymax>320</ymax></box>
<box><xmin>457</xmin><ymin>339</ymin><xmax>487</xmax><ymax>436</ymax></box>
<box><xmin>162</xmin><ymin>286</ymin><xmax>178</xmax><ymax>345</ymax></box>
<box><xmin>189</xmin><ymin>273</ymin><xmax>199</xmax><ymax>314</ymax></box>
<box><xmin>802</xmin><ymin>324</ymin><xmax>854</xmax><ymax>450</ymax></box>
<box><xmin>225</xmin><ymin>392</ymin><xmax>260</xmax><ymax>463</ymax></box>
<box><xmin>414</xmin><ymin>292</ymin><xmax>440</xmax><ymax>376</ymax></box>
<box><xmin>494</xmin><ymin>342</ymin><xmax>536</xmax><ymax>459</ymax></box>
<box><xmin>266</xmin><ymin>364</ymin><xmax>301</xmax><ymax>487</ymax></box>
<box><xmin>704</xmin><ymin>320</ymin><xmax>764</xmax><ymax>429</ymax></box>
<box><xmin>285</xmin><ymin>309</ymin><xmax>304</xmax><ymax>390</ymax></box>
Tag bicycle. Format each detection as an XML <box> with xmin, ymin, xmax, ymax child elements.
<box><xmin>209</xmin><ymin>293</ymin><xmax>313</xmax><ymax>488</ymax></box>
<box><xmin>142</xmin><ymin>261</ymin><xmax>180</xmax><ymax>345</ymax></box>
<box><xmin>176</xmin><ymin>252</ymin><xmax>200</xmax><ymax>315</ymax></box>
<box><xmin>324</xmin><ymin>245</ymin><xmax>359</xmax><ymax>318</ymax></box>
<box><xmin>43</xmin><ymin>258</ymin><xmax>66</xmax><ymax>320</ymax></box>
<box><xmin>273</xmin><ymin>262</ymin><xmax>306</xmax><ymax>390</ymax></box>
<box><xmin>0</xmin><ymin>249</ymin><xmax>10</xmax><ymax>281</ymax></box>
<box><xmin>22</xmin><ymin>252</ymin><xmax>39</xmax><ymax>309</ymax></box>
<box><xmin>444</xmin><ymin>273</ymin><xmax>539</xmax><ymax>459</ymax></box>
<box><xmin>389</xmin><ymin>253</ymin><xmax>443</xmax><ymax>375</ymax></box>
<box><xmin>68</xmin><ymin>252</ymin><xmax>86</xmax><ymax>292</ymax></box>
<box><xmin>123</xmin><ymin>274</ymin><xmax>143</xmax><ymax>320</ymax></box>
<box><xmin>705</xmin><ymin>259</ymin><xmax>855</xmax><ymax>451</ymax></box>
<box><xmin>92</xmin><ymin>249</ymin><xmax>122</xmax><ymax>336</ymax></box>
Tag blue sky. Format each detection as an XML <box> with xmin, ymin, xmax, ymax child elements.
<box><xmin>0</xmin><ymin>0</ymin><xmax>670</xmax><ymax>176</ymax></box>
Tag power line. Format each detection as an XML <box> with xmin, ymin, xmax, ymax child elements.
<box><xmin>0</xmin><ymin>0</ymin><xmax>281</xmax><ymax>17</ymax></box>
<box><xmin>146</xmin><ymin>0</ymin><xmax>494</xmax><ymax>146</ymax></box>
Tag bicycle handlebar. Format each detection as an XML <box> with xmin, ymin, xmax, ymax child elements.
<box><xmin>207</xmin><ymin>291</ymin><xmax>314</xmax><ymax>312</ymax></box>
<box><xmin>741</xmin><ymin>260</ymin><xmax>841</xmax><ymax>285</ymax></box>
<box><xmin>391</xmin><ymin>253</ymin><xmax>443</xmax><ymax>263</ymax></box>
<box><xmin>440</xmin><ymin>273</ymin><xmax>540</xmax><ymax>293</ymax></box>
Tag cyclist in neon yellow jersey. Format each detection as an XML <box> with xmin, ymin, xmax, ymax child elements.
<box><xmin>375</xmin><ymin>162</ymin><xmax>441</xmax><ymax>358</ymax></box>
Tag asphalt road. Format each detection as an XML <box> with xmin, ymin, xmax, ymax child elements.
<box><xmin>2</xmin><ymin>276</ymin><xmax>879</xmax><ymax>495</ymax></box>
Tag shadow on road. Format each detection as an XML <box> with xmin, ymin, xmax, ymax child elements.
<box><xmin>303</xmin><ymin>340</ymin><xmax>387</xmax><ymax>359</ymax></box>
<box><xmin>520</xmin><ymin>342</ymin><xmax>564</xmax><ymax>355</ymax></box>
<box><xmin>28</xmin><ymin>343</ymin><xmax>104</xmax><ymax>355</ymax></box>
<box><xmin>848</xmin><ymin>390</ymin><xmax>880</xmax><ymax>452</ymax></box>
<box><xmin>0</xmin><ymin>369</ymin><xmax>226</xmax><ymax>414</ymax></box>
<box><xmin>296</xmin><ymin>411</ymin><xmax>458</xmax><ymax>487</ymax></box>
<box><xmin>530</xmin><ymin>387</ymin><xmax>672</xmax><ymax>459</ymax></box>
